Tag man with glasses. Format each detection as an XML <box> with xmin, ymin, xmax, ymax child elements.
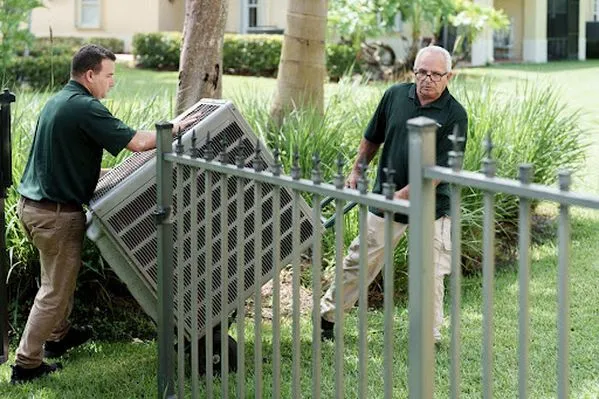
<box><xmin>319</xmin><ymin>45</ymin><xmax>468</xmax><ymax>344</ymax></box>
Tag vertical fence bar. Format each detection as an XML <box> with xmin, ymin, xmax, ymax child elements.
<box><xmin>557</xmin><ymin>171</ymin><xmax>571</xmax><ymax>399</ymax></box>
<box><xmin>220</xmin><ymin>165</ymin><xmax>230</xmax><ymax>398</ymax></box>
<box><xmin>382</xmin><ymin>167</ymin><xmax>396</xmax><ymax>399</ymax></box>
<box><xmin>481</xmin><ymin>133</ymin><xmax>496</xmax><ymax>399</ymax></box>
<box><xmin>235</xmin><ymin>168</ymin><xmax>246</xmax><ymax>399</ymax></box>
<box><xmin>333</xmin><ymin>156</ymin><xmax>345</xmax><ymax>399</ymax></box>
<box><xmin>271</xmin><ymin>149</ymin><xmax>283</xmax><ymax>399</ymax></box>
<box><xmin>291</xmin><ymin>151</ymin><xmax>301</xmax><ymax>399</ymax></box>
<box><xmin>205</xmin><ymin>167</ymin><xmax>214</xmax><ymax>398</ymax></box>
<box><xmin>311</xmin><ymin>154</ymin><xmax>323</xmax><ymax>399</ymax></box>
<box><xmin>175</xmin><ymin>163</ymin><xmax>185</xmax><ymax>399</ymax></box>
<box><xmin>407</xmin><ymin>117</ymin><xmax>436</xmax><ymax>399</ymax></box>
<box><xmin>357</xmin><ymin>160</ymin><xmax>369</xmax><ymax>399</ymax></box>
<box><xmin>0</xmin><ymin>89</ymin><xmax>15</xmax><ymax>366</ymax></box>
<box><xmin>448</xmin><ymin>126</ymin><xmax>464</xmax><ymax>399</ymax></box>
<box><xmin>190</xmin><ymin>166</ymin><xmax>200</xmax><ymax>399</ymax></box>
<box><xmin>253</xmin><ymin>177</ymin><xmax>263</xmax><ymax>399</ymax></box>
<box><xmin>155</xmin><ymin>122</ymin><xmax>175</xmax><ymax>399</ymax></box>
<box><xmin>518</xmin><ymin>165</ymin><xmax>533</xmax><ymax>399</ymax></box>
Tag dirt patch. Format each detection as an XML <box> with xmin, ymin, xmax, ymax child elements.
<box><xmin>245</xmin><ymin>266</ymin><xmax>316</xmax><ymax>320</ymax></box>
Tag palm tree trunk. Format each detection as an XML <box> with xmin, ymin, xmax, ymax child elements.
<box><xmin>175</xmin><ymin>0</ymin><xmax>228</xmax><ymax>114</ymax></box>
<box><xmin>270</xmin><ymin>0</ymin><xmax>327</xmax><ymax>125</ymax></box>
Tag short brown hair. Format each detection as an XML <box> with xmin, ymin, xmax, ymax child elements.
<box><xmin>71</xmin><ymin>44</ymin><xmax>116</xmax><ymax>77</ymax></box>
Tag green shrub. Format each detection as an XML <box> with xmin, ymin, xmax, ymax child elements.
<box><xmin>85</xmin><ymin>37</ymin><xmax>125</xmax><ymax>54</ymax></box>
<box><xmin>132</xmin><ymin>31</ymin><xmax>182</xmax><ymax>70</ymax></box>
<box><xmin>5</xmin><ymin>54</ymin><xmax>71</xmax><ymax>90</ymax></box>
<box><xmin>223</xmin><ymin>34</ymin><xmax>282</xmax><ymax>76</ymax></box>
<box><xmin>326</xmin><ymin>43</ymin><xmax>361</xmax><ymax>81</ymax></box>
<box><xmin>131</xmin><ymin>31</ymin><xmax>361</xmax><ymax>80</ymax></box>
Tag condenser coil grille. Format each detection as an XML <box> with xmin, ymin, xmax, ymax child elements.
<box><xmin>87</xmin><ymin>99</ymin><xmax>314</xmax><ymax>336</ymax></box>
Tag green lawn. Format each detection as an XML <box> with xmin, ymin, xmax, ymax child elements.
<box><xmin>2</xmin><ymin>61</ymin><xmax>599</xmax><ymax>397</ymax></box>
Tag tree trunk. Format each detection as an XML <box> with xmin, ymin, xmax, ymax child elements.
<box><xmin>270</xmin><ymin>0</ymin><xmax>327</xmax><ymax>125</ymax></box>
<box><xmin>175</xmin><ymin>0</ymin><xmax>228</xmax><ymax>115</ymax></box>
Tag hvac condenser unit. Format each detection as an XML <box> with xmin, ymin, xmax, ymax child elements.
<box><xmin>86</xmin><ymin>99</ymin><xmax>314</xmax><ymax>358</ymax></box>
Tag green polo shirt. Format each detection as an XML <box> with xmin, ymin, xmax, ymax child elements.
<box><xmin>365</xmin><ymin>82</ymin><xmax>468</xmax><ymax>223</ymax></box>
<box><xmin>19</xmin><ymin>80</ymin><xmax>136</xmax><ymax>205</ymax></box>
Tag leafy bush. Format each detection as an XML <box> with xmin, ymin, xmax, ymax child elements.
<box><xmin>86</xmin><ymin>37</ymin><xmax>125</xmax><ymax>54</ymax></box>
<box><xmin>131</xmin><ymin>31</ymin><xmax>361</xmax><ymax>80</ymax></box>
<box><xmin>5</xmin><ymin>54</ymin><xmax>71</xmax><ymax>90</ymax></box>
<box><xmin>132</xmin><ymin>32</ymin><xmax>182</xmax><ymax>70</ymax></box>
<box><xmin>223</xmin><ymin>34</ymin><xmax>282</xmax><ymax>76</ymax></box>
<box><xmin>326</xmin><ymin>43</ymin><xmax>362</xmax><ymax>81</ymax></box>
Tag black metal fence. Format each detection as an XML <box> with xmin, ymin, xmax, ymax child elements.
<box><xmin>0</xmin><ymin>88</ymin><xmax>16</xmax><ymax>365</ymax></box>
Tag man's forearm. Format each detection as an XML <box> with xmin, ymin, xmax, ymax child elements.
<box><xmin>351</xmin><ymin>138</ymin><xmax>381</xmax><ymax>173</ymax></box>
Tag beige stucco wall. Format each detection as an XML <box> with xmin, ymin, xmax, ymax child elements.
<box><xmin>225</xmin><ymin>0</ymin><xmax>240</xmax><ymax>32</ymax></box>
<box><xmin>266</xmin><ymin>0</ymin><xmax>287</xmax><ymax>30</ymax></box>
<box><xmin>158</xmin><ymin>0</ymin><xmax>184</xmax><ymax>32</ymax></box>
<box><xmin>495</xmin><ymin>0</ymin><xmax>524</xmax><ymax>59</ymax></box>
<box><xmin>30</xmin><ymin>0</ymin><xmax>161</xmax><ymax>51</ymax></box>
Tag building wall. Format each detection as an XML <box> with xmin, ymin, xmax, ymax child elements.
<box><xmin>30</xmin><ymin>0</ymin><xmax>161</xmax><ymax>51</ymax></box>
<box><xmin>495</xmin><ymin>0</ymin><xmax>524</xmax><ymax>59</ymax></box>
<box><xmin>158</xmin><ymin>0</ymin><xmax>184</xmax><ymax>32</ymax></box>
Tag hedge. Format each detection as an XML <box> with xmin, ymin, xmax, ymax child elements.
<box><xmin>5</xmin><ymin>54</ymin><xmax>71</xmax><ymax>90</ymax></box>
<box><xmin>17</xmin><ymin>36</ymin><xmax>126</xmax><ymax>57</ymax></box>
<box><xmin>5</xmin><ymin>36</ymin><xmax>126</xmax><ymax>89</ymax></box>
<box><xmin>132</xmin><ymin>32</ymin><xmax>361</xmax><ymax>80</ymax></box>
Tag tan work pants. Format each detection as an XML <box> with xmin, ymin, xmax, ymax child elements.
<box><xmin>15</xmin><ymin>198</ymin><xmax>85</xmax><ymax>368</ymax></box>
<box><xmin>320</xmin><ymin>212</ymin><xmax>452</xmax><ymax>342</ymax></box>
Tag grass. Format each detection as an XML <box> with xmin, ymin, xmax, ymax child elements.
<box><xmin>2</xmin><ymin>61</ymin><xmax>599</xmax><ymax>397</ymax></box>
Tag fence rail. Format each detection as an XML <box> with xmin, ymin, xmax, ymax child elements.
<box><xmin>155</xmin><ymin>115</ymin><xmax>589</xmax><ymax>398</ymax></box>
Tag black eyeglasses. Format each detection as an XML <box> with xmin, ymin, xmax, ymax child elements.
<box><xmin>414</xmin><ymin>69</ymin><xmax>448</xmax><ymax>82</ymax></box>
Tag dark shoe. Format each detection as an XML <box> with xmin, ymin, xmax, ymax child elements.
<box><xmin>10</xmin><ymin>362</ymin><xmax>62</xmax><ymax>384</ymax></box>
<box><xmin>321</xmin><ymin>318</ymin><xmax>335</xmax><ymax>342</ymax></box>
<box><xmin>44</xmin><ymin>326</ymin><xmax>93</xmax><ymax>358</ymax></box>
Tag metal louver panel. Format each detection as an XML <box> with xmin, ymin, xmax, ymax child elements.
<box><xmin>87</xmin><ymin>99</ymin><xmax>314</xmax><ymax>337</ymax></box>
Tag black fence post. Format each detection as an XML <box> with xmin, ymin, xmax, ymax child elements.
<box><xmin>0</xmin><ymin>88</ymin><xmax>16</xmax><ymax>365</ymax></box>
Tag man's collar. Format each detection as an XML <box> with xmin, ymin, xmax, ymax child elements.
<box><xmin>67</xmin><ymin>79</ymin><xmax>93</xmax><ymax>96</ymax></box>
<box><xmin>409</xmin><ymin>83</ymin><xmax>451</xmax><ymax>109</ymax></box>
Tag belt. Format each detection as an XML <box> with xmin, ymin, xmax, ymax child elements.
<box><xmin>22</xmin><ymin>197</ymin><xmax>83</xmax><ymax>213</ymax></box>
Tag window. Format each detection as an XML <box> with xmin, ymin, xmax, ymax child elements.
<box><xmin>78</xmin><ymin>0</ymin><xmax>101</xmax><ymax>29</ymax></box>
<box><xmin>248</xmin><ymin>0</ymin><xmax>258</xmax><ymax>28</ymax></box>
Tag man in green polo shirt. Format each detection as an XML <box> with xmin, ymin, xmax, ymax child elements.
<box><xmin>320</xmin><ymin>45</ymin><xmax>468</xmax><ymax>343</ymax></box>
<box><xmin>11</xmin><ymin>44</ymin><xmax>197</xmax><ymax>384</ymax></box>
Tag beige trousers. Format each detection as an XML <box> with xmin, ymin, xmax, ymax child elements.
<box><xmin>15</xmin><ymin>198</ymin><xmax>85</xmax><ymax>368</ymax></box>
<box><xmin>320</xmin><ymin>212</ymin><xmax>452</xmax><ymax>342</ymax></box>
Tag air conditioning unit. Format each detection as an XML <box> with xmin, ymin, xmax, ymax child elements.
<box><xmin>86</xmin><ymin>99</ymin><xmax>314</xmax><ymax>345</ymax></box>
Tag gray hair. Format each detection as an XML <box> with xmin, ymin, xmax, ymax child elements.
<box><xmin>414</xmin><ymin>45</ymin><xmax>452</xmax><ymax>73</ymax></box>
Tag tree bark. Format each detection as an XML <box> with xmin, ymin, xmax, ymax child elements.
<box><xmin>175</xmin><ymin>0</ymin><xmax>228</xmax><ymax>115</ymax></box>
<box><xmin>270</xmin><ymin>0</ymin><xmax>327</xmax><ymax>125</ymax></box>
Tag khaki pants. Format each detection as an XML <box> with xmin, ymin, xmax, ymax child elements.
<box><xmin>15</xmin><ymin>198</ymin><xmax>85</xmax><ymax>368</ymax></box>
<box><xmin>320</xmin><ymin>212</ymin><xmax>452</xmax><ymax>342</ymax></box>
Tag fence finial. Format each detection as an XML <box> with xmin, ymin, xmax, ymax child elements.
<box><xmin>190</xmin><ymin>129</ymin><xmax>200</xmax><ymax>158</ymax></box>
<box><xmin>236</xmin><ymin>137</ymin><xmax>245</xmax><ymax>168</ymax></box>
<box><xmin>518</xmin><ymin>164</ymin><xmax>533</xmax><ymax>184</ymax></box>
<box><xmin>311</xmin><ymin>151</ymin><xmax>322</xmax><ymax>185</ymax></box>
<box><xmin>357</xmin><ymin>157</ymin><xmax>369</xmax><ymax>194</ymax></box>
<box><xmin>175</xmin><ymin>128</ymin><xmax>184</xmax><ymax>155</ymax></box>
<box><xmin>448</xmin><ymin>124</ymin><xmax>464</xmax><ymax>171</ymax></box>
<box><xmin>334</xmin><ymin>153</ymin><xmax>345</xmax><ymax>189</ymax></box>
<box><xmin>291</xmin><ymin>145</ymin><xmax>301</xmax><ymax>180</ymax></box>
<box><xmin>383</xmin><ymin>165</ymin><xmax>396</xmax><ymax>200</ymax></box>
<box><xmin>272</xmin><ymin>142</ymin><xmax>282</xmax><ymax>176</ymax></box>
<box><xmin>205</xmin><ymin>131</ymin><xmax>214</xmax><ymax>161</ymax></box>
<box><xmin>482</xmin><ymin>129</ymin><xmax>496</xmax><ymax>178</ymax></box>
<box><xmin>253</xmin><ymin>140</ymin><xmax>263</xmax><ymax>172</ymax></box>
<box><xmin>558</xmin><ymin>170</ymin><xmax>572</xmax><ymax>191</ymax></box>
<box><xmin>219</xmin><ymin>137</ymin><xmax>228</xmax><ymax>164</ymax></box>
